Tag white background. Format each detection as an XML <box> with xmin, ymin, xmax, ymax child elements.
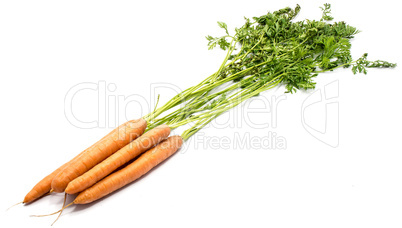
<box><xmin>1</xmin><ymin>0</ymin><xmax>401</xmax><ymax>227</ymax></box>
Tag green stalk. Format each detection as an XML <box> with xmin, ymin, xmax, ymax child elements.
<box><xmin>141</xmin><ymin>4</ymin><xmax>395</xmax><ymax>141</ymax></box>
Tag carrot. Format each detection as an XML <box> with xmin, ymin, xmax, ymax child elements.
<box><xmin>46</xmin><ymin>135</ymin><xmax>182</xmax><ymax>214</ymax></box>
<box><xmin>24</xmin><ymin>142</ymin><xmax>104</xmax><ymax>203</ymax></box>
<box><xmin>23</xmin><ymin>163</ymin><xmax>69</xmax><ymax>204</ymax></box>
<box><xmin>76</xmin><ymin>135</ymin><xmax>182</xmax><ymax>204</ymax></box>
<box><xmin>34</xmin><ymin>136</ymin><xmax>182</xmax><ymax>223</ymax></box>
<box><xmin>65</xmin><ymin>124</ymin><xmax>171</xmax><ymax>194</ymax></box>
<box><xmin>24</xmin><ymin>119</ymin><xmax>146</xmax><ymax>202</ymax></box>
<box><xmin>50</xmin><ymin>118</ymin><xmax>147</xmax><ymax>193</ymax></box>
<box><xmin>23</xmin><ymin>143</ymin><xmax>94</xmax><ymax>203</ymax></box>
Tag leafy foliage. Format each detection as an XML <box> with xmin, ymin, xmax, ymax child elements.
<box><xmin>352</xmin><ymin>53</ymin><xmax>396</xmax><ymax>74</ymax></box>
<box><xmin>320</xmin><ymin>3</ymin><xmax>334</xmax><ymax>21</ymax></box>
<box><xmin>206</xmin><ymin>3</ymin><xmax>396</xmax><ymax>93</ymax></box>
<box><xmin>146</xmin><ymin>4</ymin><xmax>396</xmax><ymax>139</ymax></box>
<box><xmin>206</xmin><ymin>21</ymin><xmax>231</xmax><ymax>50</ymax></box>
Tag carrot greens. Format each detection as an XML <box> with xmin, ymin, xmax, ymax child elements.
<box><xmin>142</xmin><ymin>3</ymin><xmax>396</xmax><ymax>139</ymax></box>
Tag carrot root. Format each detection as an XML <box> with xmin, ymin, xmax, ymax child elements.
<box><xmin>51</xmin><ymin>119</ymin><xmax>147</xmax><ymax>193</ymax></box>
<box><xmin>65</xmin><ymin>124</ymin><xmax>171</xmax><ymax>195</ymax></box>
<box><xmin>74</xmin><ymin>135</ymin><xmax>183</xmax><ymax>204</ymax></box>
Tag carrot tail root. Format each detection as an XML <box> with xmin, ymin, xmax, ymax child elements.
<box><xmin>30</xmin><ymin>202</ymin><xmax>74</xmax><ymax>218</ymax></box>
<box><xmin>51</xmin><ymin>193</ymin><xmax>68</xmax><ymax>226</ymax></box>
<box><xmin>6</xmin><ymin>201</ymin><xmax>23</xmax><ymax>211</ymax></box>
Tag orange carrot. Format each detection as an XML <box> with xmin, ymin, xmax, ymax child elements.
<box><xmin>23</xmin><ymin>143</ymin><xmax>95</xmax><ymax>203</ymax></box>
<box><xmin>24</xmin><ymin>119</ymin><xmax>146</xmax><ymax>203</ymax></box>
<box><xmin>23</xmin><ymin>163</ymin><xmax>69</xmax><ymax>204</ymax></box>
<box><xmin>47</xmin><ymin>135</ymin><xmax>182</xmax><ymax>213</ymax></box>
<box><xmin>75</xmin><ymin>135</ymin><xmax>182</xmax><ymax>204</ymax></box>
<box><xmin>51</xmin><ymin>119</ymin><xmax>147</xmax><ymax>192</ymax></box>
<box><xmin>65</xmin><ymin>124</ymin><xmax>171</xmax><ymax>194</ymax></box>
<box><xmin>32</xmin><ymin>135</ymin><xmax>183</xmax><ymax>226</ymax></box>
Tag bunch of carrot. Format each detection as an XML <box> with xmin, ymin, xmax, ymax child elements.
<box><xmin>23</xmin><ymin>119</ymin><xmax>183</xmax><ymax>217</ymax></box>
<box><xmin>19</xmin><ymin>3</ymin><xmax>396</xmax><ymax>224</ymax></box>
